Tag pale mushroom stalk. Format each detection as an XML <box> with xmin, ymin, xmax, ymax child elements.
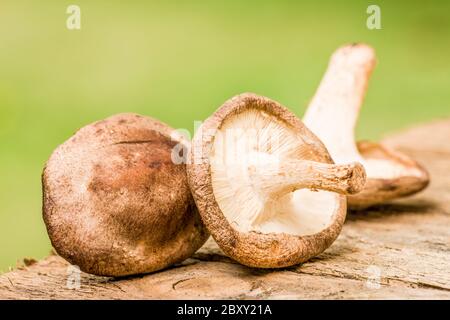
<box><xmin>250</xmin><ymin>160</ymin><xmax>365</xmax><ymax>198</ymax></box>
<box><xmin>303</xmin><ymin>43</ymin><xmax>375</xmax><ymax>166</ymax></box>
<box><xmin>187</xmin><ymin>93</ymin><xmax>367</xmax><ymax>268</ymax></box>
<box><xmin>247</xmin><ymin>160</ymin><xmax>365</xmax><ymax>227</ymax></box>
<box><xmin>303</xmin><ymin>43</ymin><xmax>429</xmax><ymax>209</ymax></box>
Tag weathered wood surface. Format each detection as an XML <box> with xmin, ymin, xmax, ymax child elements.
<box><xmin>1</xmin><ymin>119</ymin><xmax>449</xmax><ymax>299</ymax></box>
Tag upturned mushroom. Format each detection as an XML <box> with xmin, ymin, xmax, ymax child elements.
<box><xmin>42</xmin><ymin>113</ymin><xmax>209</xmax><ymax>276</ymax></box>
<box><xmin>187</xmin><ymin>93</ymin><xmax>366</xmax><ymax>268</ymax></box>
<box><xmin>303</xmin><ymin>43</ymin><xmax>429</xmax><ymax>209</ymax></box>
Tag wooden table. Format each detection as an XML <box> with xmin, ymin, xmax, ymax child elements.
<box><xmin>1</xmin><ymin>119</ymin><xmax>449</xmax><ymax>299</ymax></box>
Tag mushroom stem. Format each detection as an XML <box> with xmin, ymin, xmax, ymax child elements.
<box><xmin>303</xmin><ymin>43</ymin><xmax>376</xmax><ymax>164</ymax></box>
<box><xmin>249</xmin><ymin>160</ymin><xmax>366</xmax><ymax>198</ymax></box>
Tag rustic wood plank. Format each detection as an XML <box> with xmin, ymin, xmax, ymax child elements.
<box><xmin>1</xmin><ymin>119</ymin><xmax>449</xmax><ymax>299</ymax></box>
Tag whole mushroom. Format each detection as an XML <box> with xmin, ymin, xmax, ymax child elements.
<box><xmin>303</xmin><ymin>43</ymin><xmax>429</xmax><ymax>209</ymax></box>
<box><xmin>187</xmin><ymin>93</ymin><xmax>366</xmax><ymax>268</ymax></box>
<box><xmin>42</xmin><ymin>113</ymin><xmax>209</xmax><ymax>276</ymax></box>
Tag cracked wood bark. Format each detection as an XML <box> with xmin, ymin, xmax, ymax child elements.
<box><xmin>0</xmin><ymin>119</ymin><xmax>449</xmax><ymax>299</ymax></box>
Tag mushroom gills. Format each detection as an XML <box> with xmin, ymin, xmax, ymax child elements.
<box><xmin>210</xmin><ymin>109</ymin><xmax>363</xmax><ymax>236</ymax></box>
<box><xmin>305</xmin><ymin>128</ymin><xmax>424</xmax><ymax>180</ymax></box>
<box><xmin>302</xmin><ymin>43</ymin><xmax>427</xmax><ymax>199</ymax></box>
<box><xmin>361</xmin><ymin>158</ymin><xmax>423</xmax><ymax>179</ymax></box>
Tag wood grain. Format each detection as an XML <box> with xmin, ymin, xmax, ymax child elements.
<box><xmin>1</xmin><ymin>119</ymin><xmax>449</xmax><ymax>299</ymax></box>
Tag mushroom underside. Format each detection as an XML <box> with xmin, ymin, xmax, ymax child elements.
<box><xmin>210</xmin><ymin>108</ymin><xmax>341</xmax><ymax>236</ymax></box>
<box><xmin>347</xmin><ymin>141</ymin><xmax>429</xmax><ymax>208</ymax></box>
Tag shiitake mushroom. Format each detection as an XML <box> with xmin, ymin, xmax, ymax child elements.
<box><xmin>187</xmin><ymin>93</ymin><xmax>366</xmax><ymax>268</ymax></box>
<box><xmin>42</xmin><ymin>113</ymin><xmax>208</xmax><ymax>276</ymax></box>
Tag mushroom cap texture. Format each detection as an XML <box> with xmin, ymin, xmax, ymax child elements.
<box><xmin>42</xmin><ymin>113</ymin><xmax>209</xmax><ymax>277</ymax></box>
<box><xmin>187</xmin><ymin>93</ymin><xmax>347</xmax><ymax>268</ymax></box>
<box><xmin>348</xmin><ymin>141</ymin><xmax>430</xmax><ymax>209</ymax></box>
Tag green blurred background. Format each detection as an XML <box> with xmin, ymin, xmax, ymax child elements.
<box><xmin>0</xmin><ymin>0</ymin><xmax>449</xmax><ymax>272</ymax></box>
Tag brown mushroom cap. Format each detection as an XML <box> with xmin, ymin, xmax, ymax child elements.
<box><xmin>347</xmin><ymin>141</ymin><xmax>429</xmax><ymax>209</ymax></box>
<box><xmin>303</xmin><ymin>43</ymin><xmax>429</xmax><ymax>209</ymax></box>
<box><xmin>187</xmin><ymin>93</ymin><xmax>365</xmax><ymax>268</ymax></box>
<box><xmin>42</xmin><ymin>113</ymin><xmax>209</xmax><ymax>276</ymax></box>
